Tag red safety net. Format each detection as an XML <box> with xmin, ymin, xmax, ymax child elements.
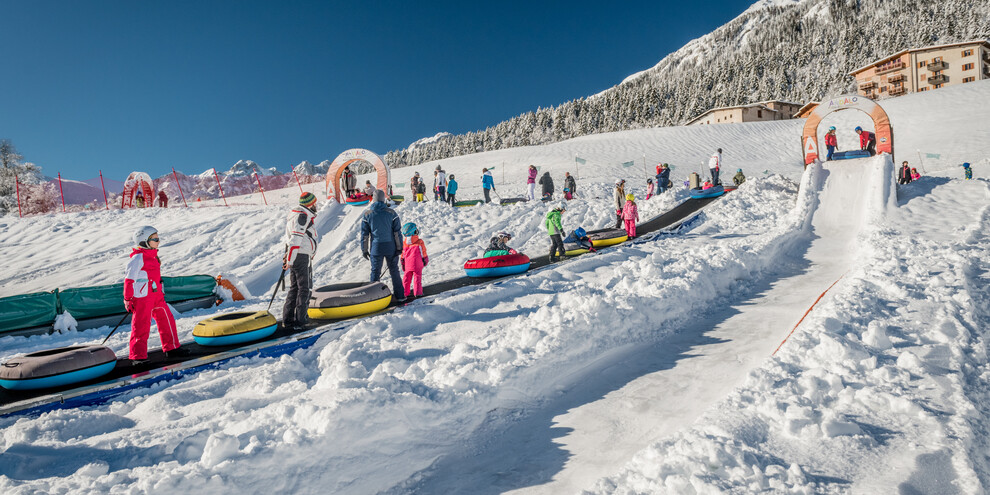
<box><xmin>16</xmin><ymin>168</ymin><xmax>329</xmax><ymax>216</ymax></box>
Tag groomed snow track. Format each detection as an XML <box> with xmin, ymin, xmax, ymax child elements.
<box><xmin>0</xmin><ymin>194</ymin><xmax>726</xmax><ymax>417</ymax></box>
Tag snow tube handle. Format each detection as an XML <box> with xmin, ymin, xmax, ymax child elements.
<box><xmin>3</xmin><ymin>362</ymin><xmax>19</xmax><ymax>368</ymax></box>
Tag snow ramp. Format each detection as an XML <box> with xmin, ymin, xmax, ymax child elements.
<box><xmin>502</xmin><ymin>155</ymin><xmax>898</xmax><ymax>494</ymax></box>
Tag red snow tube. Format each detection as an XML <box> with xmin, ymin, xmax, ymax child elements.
<box><xmin>463</xmin><ymin>253</ymin><xmax>531</xmax><ymax>277</ymax></box>
<box><xmin>345</xmin><ymin>193</ymin><xmax>372</xmax><ymax>206</ymax></box>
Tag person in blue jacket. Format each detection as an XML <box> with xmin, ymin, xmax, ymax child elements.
<box><xmin>963</xmin><ymin>163</ymin><xmax>973</xmax><ymax>180</ymax></box>
<box><xmin>361</xmin><ymin>190</ymin><xmax>405</xmax><ymax>302</ymax></box>
<box><xmin>563</xmin><ymin>227</ymin><xmax>595</xmax><ymax>252</ymax></box>
<box><xmin>481</xmin><ymin>168</ymin><xmax>496</xmax><ymax>203</ymax></box>
<box><xmin>447</xmin><ymin>174</ymin><xmax>459</xmax><ymax>205</ymax></box>
<box><xmin>656</xmin><ymin>164</ymin><xmax>671</xmax><ymax>194</ymax></box>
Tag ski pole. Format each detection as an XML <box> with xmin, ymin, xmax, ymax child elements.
<box><xmin>101</xmin><ymin>311</ymin><xmax>131</xmax><ymax>346</ymax></box>
<box><xmin>267</xmin><ymin>267</ymin><xmax>287</xmax><ymax>311</ymax></box>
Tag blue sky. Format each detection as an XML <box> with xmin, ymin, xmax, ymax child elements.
<box><xmin>1</xmin><ymin>0</ymin><xmax>755</xmax><ymax>180</ymax></box>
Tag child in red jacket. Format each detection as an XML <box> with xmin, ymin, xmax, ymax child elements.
<box><xmin>124</xmin><ymin>226</ymin><xmax>184</xmax><ymax>363</ymax></box>
<box><xmin>401</xmin><ymin>223</ymin><xmax>428</xmax><ymax>298</ymax></box>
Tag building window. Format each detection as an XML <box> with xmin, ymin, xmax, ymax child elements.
<box><xmin>920</xmin><ymin>87</ymin><xmax>927</xmax><ymax>92</ymax></box>
<box><xmin>963</xmin><ymin>49</ymin><xmax>973</xmax><ymax>57</ymax></box>
<box><xmin>918</xmin><ymin>61</ymin><xmax>926</xmax><ymax>68</ymax></box>
<box><xmin>963</xmin><ymin>76</ymin><xmax>975</xmax><ymax>83</ymax></box>
<box><xmin>934</xmin><ymin>84</ymin><xmax>942</xmax><ymax>89</ymax></box>
<box><xmin>963</xmin><ymin>63</ymin><xmax>974</xmax><ymax>70</ymax></box>
<box><xmin>757</xmin><ymin>110</ymin><xmax>762</xmax><ymax>118</ymax></box>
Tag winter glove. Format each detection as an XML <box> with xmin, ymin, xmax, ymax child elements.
<box><xmin>362</xmin><ymin>251</ymin><xmax>370</xmax><ymax>260</ymax></box>
<box><xmin>124</xmin><ymin>298</ymin><xmax>134</xmax><ymax>313</ymax></box>
<box><xmin>423</xmin><ymin>256</ymin><xmax>429</xmax><ymax>267</ymax></box>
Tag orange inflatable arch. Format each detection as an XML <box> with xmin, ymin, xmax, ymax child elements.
<box><xmin>325</xmin><ymin>149</ymin><xmax>391</xmax><ymax>203</ymax></box>
<box><xmin>802</xmin><ymin>94</ymin><xmax>893</xmax><ymax>165</ymax></box>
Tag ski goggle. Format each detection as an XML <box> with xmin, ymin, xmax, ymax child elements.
<box><xmin>148</xmin><ymin>237</ymin><xmax>160</xmax><ymax>242</ymax></box>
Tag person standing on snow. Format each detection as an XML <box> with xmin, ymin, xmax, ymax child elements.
<box><xmin>963</xmin><ymin>163</ymin><xmax>973</xmax><ymax>180</ymax></box>
<box><xmin>545</xmin><ymin>202</ymin><xmax>567</xmax><ymax>262</ymax></box>
<box><xmin>613</xmin><ymin>179</ymin><xmax>626</xmax><ymax>228</ymax></box>
<box><xmin>361</xmin><ymin>190</ymin><xmax>405</xmax><ymax>303</ymax></box>
<box><xmin>539</xmin><ymin>171</ymin><xmax>554</xmax><ymax>201</ymax></box>
<box><xmin>343</xmin><ymin>165</ymin><xmax>358</xmax><ymax>197</ymax></box>
<box><xmin>733</xmin><ymin>169</ymin><xmax>746</xmax><ymax>186</ymax></box>
<box><xmin>481</xmin><ymin>168</ymin><xmax>496</xmax><ymax>203</ymax></box>
<box><xmin>709</xmin><ymin>148</ymin><xmax>723</xmax><ymax>185</ymax></box>
<box><xmin>657</xmin><ymin>164</ymin><xmax>671</xmax><ymax>193</ymax></box>
<box><xmin>158</xmin><ymin>190</ymin><xmax>168</xmax><ymax>208</ymax></box>
<box><xmin>911</xmin><ymin>168</ymin><xmax>921</xmax><ymax>180</ymax></box>
<box><xmin>824</xmin><ymin>127</ymin><xmax>838</xmax><ymax>161</ymax></box>
<box><xmin>435</xmin><ymin>166</ymin><xmax>447</xmax><ymax>202</ymax></box>
<box><xmin>135</xmin><ymin>190</ymin><xmax>145</xmax><ymax>208</ymax></box>
<box><xmin>526</xmin><ymin>165</ymin><xmax>538</xmax><ymax>201</ymax></box>
<box><xmin>446</xmin><ymin>174</ymin><xmax>458</xmax><ymax>205</ymax></box>
<box><xmin>563</xmin><ymin>172</ymin><xmax>577</xmax><ymax>200</ymax></box>
<box><xmin>898</xmin><ymin>161</ymin><xmax>913</xmax><ymax>185</ymax></box>
<box><xmin>410</xmin><ymin>172</ymin><xmax>421</xmax><ymax>202</ymax></box>
<box><xmin>400</xmin><ymin>222</ymin><xmax>428</xmax><ymax>299</ymax></box>
<box><xmin>622</xmin><ymin>193</ymin><xmax>639</xmax><ymax>239</ymax></box>
<box><xmin>856</xmin><ymin>126</ymin><xmax>876</xmax><ymax>156</ymax></box>
<box><xmin>124</xmin><ymin>226</ymin><xmax>185</xmax><ymax>364</ymax></box>
<box><xmin>646</xmin><ymin>178</ymin><xmax>654</xmax><ymax>199</ymax></box>
<box><xmin>282</xmin><ymin>193</ymin><xmax>319</xmax><ymax>330</ymax></box>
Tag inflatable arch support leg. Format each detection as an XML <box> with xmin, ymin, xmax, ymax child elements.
<box><xmin>802</xmin><ymin>94</ymin><xmax>893</xmax><ymax>165</ymax></box>
<box><xmin>325</xmin><ymin>149</ymin><xmax>391</xmax><ymax>204</ymax></box>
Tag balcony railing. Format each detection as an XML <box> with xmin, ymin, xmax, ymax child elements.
<box><xmin>887</xmin><ymin>73</ymin><xmax>905</xmax><ymax>83</ymax></box>
<box><xmin>859</xmin><ymin>80</ymin><xmax>877</xmax><ymax>90</ymax></box>
<box><xmin>889</xmin><ymin>86</ymin><xmax>907</xmax><ymax>96</ymax></box>
<box><xmin>875</xmin><ymin>60</ymin><xmax>906</xmax><ymax>75</ymax></box>
<box><xmin>927</xmin><ymin>60</ymin><xmax>948</xmax><ymax>71</ymax></box>
<box><xmin>928</xmin><ymin>74</ymin><xmax>948</xmax><ymax>85</ymax></box>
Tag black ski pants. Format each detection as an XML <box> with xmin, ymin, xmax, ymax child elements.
<box><xmin>549</xmin><ymin>234</ymin><xmax>565</xmax><ymax>260</ymax></box>
<box><xmin>283</xmin><ymin>253</ymin><xmax>312</xmax><ymax>326</ymax></box>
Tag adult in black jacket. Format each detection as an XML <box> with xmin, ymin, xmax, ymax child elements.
<box><xmin>538</xmin><ymin>172</ymin><xmax>554</xmax><ymax>201</ymax></box>
<box><xmin>563</xmin><ymin>172</ymin><xmax>576</xmax><ymax>199</ymax></box>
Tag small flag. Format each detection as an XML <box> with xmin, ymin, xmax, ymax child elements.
<box><xmin>488</xmin><ymin>167</ymin><xmax>495</xmax><ymax>170</ymax></box>
<box><xmin>925</xmin><ymin>153</ymin><xmax>941</xmax><ymax>159</ymax></box>
<box><xmin>394</xmin><ymin>182</ymin><xmax>405</xmax><ymax>188</ymax></box>
<box><xmin>621</xmin><ymin>161</ymin><xmax>635</xmax><ymax>168</ymax></box>
<box><xmin>575</xmin><ymin>157</ymin><xmax>586</xmax><ymax>165</ymax></box>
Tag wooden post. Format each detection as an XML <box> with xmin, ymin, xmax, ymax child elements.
<box><xmin>99</xmin><ymin>171</ymin><xmax>109</xmax><ymax>210</ymax></box>
<box><xmin>255</xmin><ymin>173</ymin><xmax>268</xmax><ymax>205</ymax></box>
<box><xmin>172</xmin><ymin>168</ymin><xmax>189</xmax><ymax>207</ymax></box>
<box><xmin>57</xmin><ymin>172</ymin><xmax>66</xmax><ymax>212</ymax></box>
<box><xmin>213</xmin><ymin>168</ymin><xmax>228</xmax><ymax>206</ymax></box>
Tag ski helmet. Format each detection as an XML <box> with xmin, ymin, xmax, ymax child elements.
<box><xmin>575</xmin><ymin>227</ymin><xmax>586</xmax><ymax>237</ymax></box>
<box><xmin>449</xmin><ymin>174</ymin><xmax>455</xmax><ymax>180</ymax></box>
<box><xmin>738</xmin><ymin>169</ymin><xmax>743</xmax><ymax>173</ymax></box>
<box><xmin>625</xmin><ymin>193</ymin><xmax>634</xmax><ymax>201</ymax></box>
<box><xmin>615</xmin><ymin>179</ymin><xmax>624</xmax><ymax>185</ymax></box>
<box><xmin>854</xmin><ymin>126</ymin><xmax>862</xmax><ymax>132</ymax></box>
<box><xmin>963</xmin><ymin>162</ymin><xmax>971</xmax><ymax>168</ymax></box>
<box><xmin>134</xmin><ymin>225</ymin><xmax>158</xmax><ymax>248</ymax></box>
<box><xmin>557</xmin><ymin>201</ymin><xmax>567</xmax><ymax>211</ymax></box>
<box><xmin>717</xmin><ymin>148</ymin><xmax>722</xmax><ymax>154</ymax></box>
<box><xmin>496</xmin><ymin>231</ymin><xmax>512</xmax><ymax>240</ymax></box>
<box><xmin>402</xmin><ymin>222</ymin><xmax>418</xmax><ymax>237</ymax></box>
<box><xmin>647</xmin><ymin>178</ymin><xmax>653</xmax><ymax>183</ymax></box>
<box><xmin>828</xmin><ymin>126</ymin><xmax>836</xmax><ymax>131</ymax></box>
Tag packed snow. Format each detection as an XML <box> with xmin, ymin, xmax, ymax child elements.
<box><xmin>0</xmin><ymin>80</ymin><xmax>988</xmax><ymax>494</ymax></box>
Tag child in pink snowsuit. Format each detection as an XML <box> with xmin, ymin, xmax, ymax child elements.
<box><xmin>401</xmin><ymin>223</ymin><xmax>428</xmax><ymax>297</ymax></box>
<box><xmin>124</xmin><ymin>226</ymin><xmax>181</xmax><ymax>362</ymax></box>
<box><xmin>646</xmin><ymin>179</ymin><xmax>655</xmax><ymax>199</ymax></box>
<box><xmin>622</xmin><ymin>194</ymin><xmax>639</xmax><ymax>239</ymax></box>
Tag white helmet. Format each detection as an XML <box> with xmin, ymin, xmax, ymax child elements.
<box><xmin>615</xmin><ymin>179</ymin><xmax>623</xmax><ymax>185</ymax></box>
<box><xmin>556</xmin><ymin>201</ymin><xmax>567</xmax><ymax>211</ymax></box>
<box><xmin>134</xmin><ymin>225</ymin><xmax>158</xmax><ymax>248</ymax></box>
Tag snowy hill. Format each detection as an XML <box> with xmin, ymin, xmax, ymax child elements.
<box><xmin>384</xmin><ymin>0</ymin><xmax>990</xmax><ymax>169</ymax></box>
<box><xmin>0</xmin><ymin>78</ymin><xmax>988</xmax><ymax>493</ymax></box>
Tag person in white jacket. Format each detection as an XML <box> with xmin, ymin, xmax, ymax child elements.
<box><xmin>282</xmin><ymin>192</ymin><xmax>319</xmax><ymax>330</ymax></box>
<box><xmin>709</xmin><ymin>148</ymin><xmax>723</xmax><ymax>185</ymax></box>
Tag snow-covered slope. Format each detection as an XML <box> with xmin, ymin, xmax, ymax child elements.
<box><xmin>0</xmin><ymin>80</ymin><xmax>988</xmax><ymax>494</ymax></box>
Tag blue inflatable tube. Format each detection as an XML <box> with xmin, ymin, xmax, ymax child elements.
<box><xmin>689</xmin><ymin>184</ymin><xmax>725</xmax><ymax>199</ymax></box>
<box><xmin>0</xmin><ymin>361</ymin><xmax>117</xmax><ymax>391</ymax></box>
<box><xmin>464</xmin><ymin>263</ymin><xmax>531</xmax><ymax>278</ymax></box>
<box><xmin>193</xmin><ymin>323</ymin><xmax>279</xmax><ymax>347</ymax></box>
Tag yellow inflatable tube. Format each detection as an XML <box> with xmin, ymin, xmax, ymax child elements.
<box><xmin>590</xmin><ymin>235</ymin><xmax>627</xmax><ymax>248</ymax></box>
<box><xmin>308</xmin><ymin>295</ymin><xmax>391</xmax><ymax>319</ymax></box>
